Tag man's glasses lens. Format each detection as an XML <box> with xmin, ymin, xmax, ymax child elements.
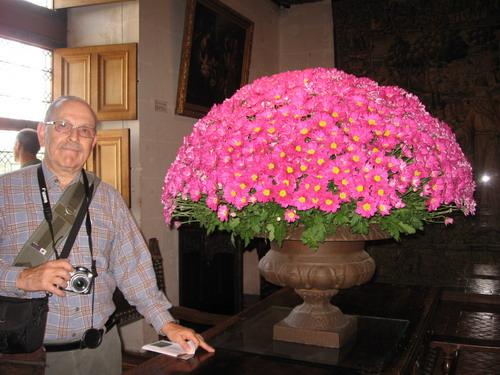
<box><xmin>46</xmin><ymin>120</ymin><xmax>96</xmax><ymax>138</ymax></box>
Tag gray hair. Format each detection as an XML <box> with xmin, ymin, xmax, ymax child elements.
<box><xmin>16</xmin><ymin>128</ymin><xmax>40</xmax><ymax>156</ymax></box>
<box><xmin>44</xmin><ymin>96</ymin><xmax>99</xmax><ymax>127</ymax></box>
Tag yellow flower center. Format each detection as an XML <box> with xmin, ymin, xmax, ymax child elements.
<box><xmin>279</xmin><ymin>190</ymin><xmax>287</xmax><ymax>197</ymax></box>
<box><xmin>332</xmin><ymin>166</ymin><xmax>340</xmax><ymax>174</ymax></box>
<box><xmin>268</xmin><ymin>163</ymin><xmax>275</xmax><ymax>170</ymax></box>
<box><xmin>362</xmin><ymin>203</ymin><xmax>371</xmax><ymax>211</ymax></box>
<box><xmin>356</xmin><ymin>185</ymin><xmax>364</xmax><ymax>192</ymax></box>
<box><xmin>377</xmin><ymin>189</ymin><xmax>385</xmax><ymax>196</ymax></box>
<box><xmin>373</xmin><ymin>175</ymin><xmax>381</xmax><ymax>182</ymax></box>
<box><xmin>319</xmin><ymin>120</ymin><xmax>327</xmax><ymax>127</ymax></box>
<box><xmin>263</xmin><ymin>189</ymin><xmax>271</xmax><ymax>196</ymax></box>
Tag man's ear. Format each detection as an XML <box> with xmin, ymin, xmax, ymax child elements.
<box><xmin>37</xmin><ymin>122</ymin><xmax>46</xmax><ymax>146</ymax></box>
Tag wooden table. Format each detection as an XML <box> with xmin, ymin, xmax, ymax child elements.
<box><xmin>125</xmin><ymin>283</ymin><xmax>440</xmax><ymax>375</ymax></box>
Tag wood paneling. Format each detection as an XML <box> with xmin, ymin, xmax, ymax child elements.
<box><xmin>53</xmin><ymin>43</ymin><xmax>137</xmax><ymax>120</ymax></box>
<box><xmin>86</xmin><ymin>128</ymin><xmax>130</xmax><ymax>206</ymax></box>
<box><xmin>54</xmin><ymin>52</ymin><xmax>92</xmax><ymax>103</ymax></box>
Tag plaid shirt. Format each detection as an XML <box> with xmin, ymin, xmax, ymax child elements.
<box><xmin>0</xmin><ymin>162</ymin><xmax>174</xmax><ymax>342</ymax></box>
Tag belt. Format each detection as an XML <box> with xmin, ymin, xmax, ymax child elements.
<box><xmin>44</xmin><ymin>316</ymin><xmax>116</xmax><ymax>352</ymax></box>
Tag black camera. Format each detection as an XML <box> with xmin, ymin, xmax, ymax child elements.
<box><xmin>64</xmin><ymin>266</ymin><xmax>95</xmax><ymax>294</ymax></box>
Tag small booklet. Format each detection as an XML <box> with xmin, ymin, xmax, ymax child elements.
<box><xmin>141</xmin><ymin>339</ymin><xmax>196</xmax><ymax>360</ymax></box>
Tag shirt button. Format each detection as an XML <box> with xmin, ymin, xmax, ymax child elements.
<box><xmin>75</xmin><ymin>307</ymin><xmax>80</xmax><ymax>312</ymax></box>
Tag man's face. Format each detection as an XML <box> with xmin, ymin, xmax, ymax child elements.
<box><xmin>38</xmin><ymin>100</ymin><xmax>97</xmax><ymax>177</ymax></box>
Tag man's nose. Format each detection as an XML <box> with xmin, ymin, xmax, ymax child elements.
<box><xmin>67</xmin><ymin>126</ymin><xmax>81</xmax><ymax>141</ymax></box>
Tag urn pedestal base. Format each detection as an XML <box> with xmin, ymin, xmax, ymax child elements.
<box><xmin>274</xmin><ymin>313</ymin><xmax>357</xmax><ymax>348</ymax></box>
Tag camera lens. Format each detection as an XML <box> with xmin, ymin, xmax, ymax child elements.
<box><xmin>72</xmin><ymin>276</ymin><xmax>89</xmax><ymax>293</ymax></box>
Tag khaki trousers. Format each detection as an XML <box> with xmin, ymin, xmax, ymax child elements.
<box><xmin>45</xmin><ymin>326</ymin><xmax>122</xmax><ymax>375</ymax></box>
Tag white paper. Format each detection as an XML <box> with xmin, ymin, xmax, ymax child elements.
<box><xmin>141</xmin><ymin>339</ymin><xmax>196</xmax><ymax>360</ymax></box>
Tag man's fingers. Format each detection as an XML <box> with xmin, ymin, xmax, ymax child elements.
<box><xmin>17</xmin><ymin>260</ymin><xmax>72</xmax><ymax>293</ymax></box>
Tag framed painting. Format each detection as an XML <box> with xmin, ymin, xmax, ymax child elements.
<box><xmin>175</xmin><ymin>0</ymin><xmax>254</xmax><ymax>118</ymax></box>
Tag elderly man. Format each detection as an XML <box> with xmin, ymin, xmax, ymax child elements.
<box><xmin>0</xmin><ymin>96</ymin><xmax>213</xmax><ymax>374</ymax></box>
<box><xmin>13</xmin><ymin>128</ymin><xmax>42</xmax><ymax>168</ymax></box>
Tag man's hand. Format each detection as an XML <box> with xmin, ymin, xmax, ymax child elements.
<box><xmin>16</xmin><ymin>259</ymin><xmax>73</xmax><ymax>297</ymax></box>
<box><xmin>161</xmin><ymin>321</ymin><xmax>215</xmax><ymax>354</ymax></box>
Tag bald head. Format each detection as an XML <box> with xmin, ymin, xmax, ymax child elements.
<box><xmin>44</xmin><ymin>96</ymin><xmax>98</xmax><ymax>126</ymax></box>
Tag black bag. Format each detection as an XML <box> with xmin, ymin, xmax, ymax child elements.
<box><xmin>0</xmin><ymin>295</ymin><xmax>49</xmax><ymax>354</ymax></box>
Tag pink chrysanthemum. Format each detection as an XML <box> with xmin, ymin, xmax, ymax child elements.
<box><xmin>162</xmin><ymin>67</ymin><xmax>475</xmax><ymax>246</ymax></box>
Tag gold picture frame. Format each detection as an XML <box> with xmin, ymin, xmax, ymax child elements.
<box><xmin>175</xmin><ymin>0</ymin><xmax>254</xmax><ymax>119</ymax></box>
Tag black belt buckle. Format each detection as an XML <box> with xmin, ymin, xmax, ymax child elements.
<box><xmin>81</xmin><ymin>328</ymin><xmax>104</xmax><ymax>349</ymax></box>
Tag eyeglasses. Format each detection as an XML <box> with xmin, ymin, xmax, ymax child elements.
<box><xmin>45</xmin><ymin>120</ymin><xmax>96</xmax><ymax>139</ymax></box>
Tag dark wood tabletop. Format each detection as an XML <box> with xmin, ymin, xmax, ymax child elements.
<box><xmin>125</xmin><ymin>283</ymin><xmax>440</xmax><ymax>375</ymax></box>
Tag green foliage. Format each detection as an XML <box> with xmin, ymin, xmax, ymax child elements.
<box><xmin>172</xmin><ymin>191</ymin><xmax>461</xmax><ymax>249</ymax></box>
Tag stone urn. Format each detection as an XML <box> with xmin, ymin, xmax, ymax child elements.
<box><xmin>258</xmin><ymin>226</ymin><xmax>389</xmax><ymax>348</ymax></box>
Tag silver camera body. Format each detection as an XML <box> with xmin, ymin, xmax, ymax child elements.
<box><xmin>64</xmin><ymin>266</ymin><xmax>95</xmax><ymax>294</ymax></box>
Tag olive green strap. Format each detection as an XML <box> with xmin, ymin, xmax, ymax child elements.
<box><xmin>13</xmin><ymin>173</ymin><xmax>100</xmax><ymax>268</ymax></box>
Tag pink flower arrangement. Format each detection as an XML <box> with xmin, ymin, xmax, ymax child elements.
<box><xmin>162</xmin><ymin>68</ymin><xmax>476</xmax><ymax>247</ymax></box>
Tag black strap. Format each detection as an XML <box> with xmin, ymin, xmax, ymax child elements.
<box><xmin>37</xmin><ymin>166</ymin><xmax>58</xmax><ymax>258</ymax></box>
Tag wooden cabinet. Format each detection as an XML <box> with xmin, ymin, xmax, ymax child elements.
<box><xmin>53</xmin><ymin>43</ymin><xmax>137</xmax><ymax>121</ymax></box>
<box><xmin>85</xmin><ymin>128</ymin><xmax>130</xmax><ymax>206</ymax></box>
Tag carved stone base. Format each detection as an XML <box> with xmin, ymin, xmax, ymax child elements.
<box><xmin>274</xmin><ymin>314</ymin><xmax>357</xmax><ymax>348</ymax></box>
<box><xmin>258</xmin><ymin>226</ymin><xmax>389</xmax><ymax>348</ymax></box>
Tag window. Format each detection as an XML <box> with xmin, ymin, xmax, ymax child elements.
<box><xmin>23</xmin><ymin>0</ymin><xmax>53</xmax><ymax>8</ymax></box>
<box><xmin>0</xmin><ymin>37</ymin><xmax>52</xmax><ymax>122</ymax></box>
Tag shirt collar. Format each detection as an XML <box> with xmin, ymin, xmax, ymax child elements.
<box><xmin>40</xmin><ymin>160</ymin><xmax>81</xmax><ymax>190</ymax></box>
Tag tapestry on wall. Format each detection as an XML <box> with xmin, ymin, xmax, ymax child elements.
<box><xmin>332</xmin><ymin>0</ymin><xmax>500</xmax><ymax>285</ymax></box>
